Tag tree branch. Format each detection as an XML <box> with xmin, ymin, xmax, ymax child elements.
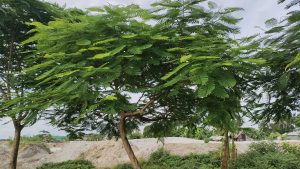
<box><xmin>122</xmin><ymin>95</ymin><xmax>160</xmax><ymax>118</ymax></box>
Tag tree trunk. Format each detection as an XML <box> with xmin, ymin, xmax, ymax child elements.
<box><xmin>10</xmin><ymin>122</ymin><xmax>22</xmax><ymax>169</ymax></box>
<box><xmin>119</xmin><ymin>115</ymin><xmax>141</xmax><ymax>169</ymax></box>
<box><xmin>221</xmin><ymin>129</ymin><xmax>230</xmax><ymax>169</ymax></box>
<box><xmin>231</xmin><ymin>135</ymin><xmax>237</xmax><ymax>161</ymax></box>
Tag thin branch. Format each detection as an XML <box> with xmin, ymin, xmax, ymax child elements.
<box><xmin>122</xmin><ymin>95</ymin><xmax>160</xmax><ymax>117</ymax></box>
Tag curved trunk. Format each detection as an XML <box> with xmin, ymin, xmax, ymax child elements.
<box><xmin>119</xmin><ymin>116</ymin><xmax>141</xmax><ymax>169</ymax></box>
<box><xmin>221</xmin><ymin>129</ymin><xmax>229</xmax><ymax>169</ymax></box>
<box><xmin>10</xmin><ymin>122</ymin><xmax>22</xmax><ymax>169</ymax></box>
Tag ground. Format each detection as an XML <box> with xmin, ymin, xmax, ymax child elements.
<box><xmin>1</xmin><ymin>137</ymin><xmax>299</xmax><ymax>169</ymax></box>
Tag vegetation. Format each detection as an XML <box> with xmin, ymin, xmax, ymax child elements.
<box><xmin>37</xmin><ymin>160</ymin><xmax>95</xmax><ymax>169</ymax></box>
<box><xmin>114</xmin><ymin>149</ymin><xmax>220</xmax><ymax>169</ymax></box>
<box><xmin>115</xmin><ymin>143</ymin><xmax>300</xmax><ymax>169</ymax></box>
<box><xmin>230</xmin><ymin>142</ymin><xmax>300</xmax><ymax>169</ymax></box>
<box><xmin>1</xmin><ymin>0</ymin><xmax>300</xmax><ymax>169</ymax></box>
<box><xmin>0</xmin><ymin>1</ymin><xmax>71</xmax><ymax>168</ymax></box>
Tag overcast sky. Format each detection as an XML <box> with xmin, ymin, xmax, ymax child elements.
<box><xmin>0</xmin><ymin>0</ymin><xmax>295</xmax><ymax>139</ymax></box>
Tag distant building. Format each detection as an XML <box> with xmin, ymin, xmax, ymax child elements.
<box><xmin>232</xmin><ymin>131</ymin><xmax>252</xmax><ymax>141</ymax></box>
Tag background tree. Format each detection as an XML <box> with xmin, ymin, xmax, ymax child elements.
<box><xmin>143</xmin><ymin>1</ymin><xmax>262</xmax><ymax>169</ymax></box>
<box><xmin>245</xmin><ymin>0</ymin><xmax>300</xmax><ymax>133</ymax></box>
<box><xmin>0</xmin><ymin>1</ymin><xmax>77</xmax><ymax>168</ymax></box>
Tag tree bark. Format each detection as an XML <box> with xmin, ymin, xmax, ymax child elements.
<box><xmin>221</xmin><ymin>129</ymin><xmax>230</xmax><ymax>169</ymax></box>
<box><xmin>119</xmin><ymin>115</ymin><xmax>141</xmax><ymax>169</ymax></box>
<box><xmin>10</xmin><ymin>121</ymin><xmax>22</xmax><ymax>169</ymax></box>
<box><xmin>231</xmin><ymin>135</ymin><xmax>237</xmax><ymax>161</ymax></box>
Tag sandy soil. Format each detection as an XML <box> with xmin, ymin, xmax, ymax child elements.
<box><xmin>0</xmin><ymin>138</ymin><xmax>299</xmax><ymax>169</ymax></box>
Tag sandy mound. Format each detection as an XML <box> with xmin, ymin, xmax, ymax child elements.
<box><xmin>0</xmin><ymin>143</ymin><xmax>51</xmax><ymax>169</ymax></box>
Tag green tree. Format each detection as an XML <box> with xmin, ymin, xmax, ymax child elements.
<box><xmin>23</xmin><ymin>5</ymin><xmax>180</xmax><ymax>169</ymax></box>
<box><xmin>0</xmin><ymin>1</ymin><xmax>73</xmax><ymax>168</ymax></box>
<box><xmin>245</xmin><ymin>0</ymin><xmax>300</xmax><ymax>133</ymax></box>
<box><xmin>23</xmin><ymin>1</ymin><xmax>261</xmax><ymax>169</ymax></box>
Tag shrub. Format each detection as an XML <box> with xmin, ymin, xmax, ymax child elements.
<box><xmin>114</xmin><ymin>149</ymin><xmax>220</xmax><ymax>169</ymax></box>
<box><xmin>128</xmin><ymin>131</ymin><xmax>143</xmax><ymax>139</ymax></box>
<box><xmin>230</xmin><ymin>142</ymin><xmax>300</xmax><ymax>169</ymax></box>
<box><xmin>85</xmin><ymin>133</ymin><xmax>105</xmax><ymax>141</ymax></box>
<box><xmin>37</xmin><ymin>160</ymin><xmax>96</xmax><ymax>169</ymax></box>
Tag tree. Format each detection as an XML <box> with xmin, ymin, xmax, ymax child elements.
<box><xmin>0</xmin><ymin>1</ymin><xmax>73</xmax><ymax>168</ymax></box>
<box><xmin>245</xmin><ymin>0</ymin><xmax>300</xmax><ymax>131</ymax></box>
<box><xmin>23</xmin><ymin>5</ymin><xmax>180</xmax><ymax>169</ymax></box>
<box><xmin>23</xmin><ymin>1</ymin><xmax>262</xmax><ymax>169</ymax></box>
<box><xmin>148</xmin><ymin>1</ymin><xmax>262</xmax><ymax>169</ymax></box>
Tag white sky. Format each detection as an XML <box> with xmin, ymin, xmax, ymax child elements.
<box><xmin>0</xmin><ymin>0</ymin><xmax>295</xmax><ymax>139</ymax></box>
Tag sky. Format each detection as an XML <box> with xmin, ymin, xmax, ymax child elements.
<box><xmin>0</xmin><ymin>0</ymin><xmax>294</xmax><ymax>139</ymax></box>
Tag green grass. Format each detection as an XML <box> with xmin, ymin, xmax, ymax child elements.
<box><xmin>37</xmin><ymin>160</ymin><xmax>96</xmax><ymax>169</ymax></box>
<box><xmin>9</xmin><ymin>135</ymin><xmax>44</xmax><ymax>146</ymax></box>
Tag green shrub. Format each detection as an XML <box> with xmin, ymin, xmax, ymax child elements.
<box><xmin>85</xmin><ymin>133</ymin><xmax>105</xmax><ymax>141</ymax></box>
<box><xmin>230</xmin><ymin>142</ymin><xmax>300</xmax><ymax>169</ymax></box>
<box><xmin>128</xmin><ymin>131</ymin><xmax>143</xmax><ymax>139</ymax></box>
<box><xmin>114</xmin><ymin>149</ymin><xmax>220</xmax><ymax>169</ymax></box>
<box><xmin>204</xmin><ymin>138</ymin><xmax>209</xmax><ymax>143</ymax></box>
<box><xmin>9</xmin><ymin>135</ymin><xmax>45</xmax><ymax>146</ymax></box>
<box><xmin>37</xmin><ymin>160</ymin><xmax>96</xmax><ymax>169</ymax></box>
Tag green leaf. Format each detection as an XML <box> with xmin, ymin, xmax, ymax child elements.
<box><xmin>242</xmin><ymin>58</ymin><xmax>266</xmax><ymax>64</ymax></box>
<box><xmin>35</xmin><ymin>69</ymin><xmax>56</xmax><ymax>80</ymax></box>
<box><xmin>180</xmin><ymin>54</ymin><xmax>192</xmax><ymax>62</ymax></box>
<box><xmin>167</xmin><ymin>47</ymin><xmax>186</xmax><ymax>52</ymax></box>
<box><xmin>25</xmin><ymin>60</ymin><xmax>55</xmax><ymax>72</ymax></box>
<box><xmin>129</xmin><ymin>44</ymin><xmax>152</xmax><ymax>54</ymax></box>
<box><xmin>110</xmin><ymin>45</ymin><xmax>126</xmax><ymax>56</ymax></box>
<box><xmin>76</xmin><ymin>39</ymin><xmax>91</xmax><ymax>46</ymax></box>
<box><xmin>278</xmin><ymin>72</ymin><xmax>290</xmax><ymax>90</ymax></box>
<box><xmin>91</xmin><ymin>53</ymin><xmax>111</xmax><ymax>59</ymax></box>
<box><xmin>192</xmin><ymin>56</ymin><xmax>220</xmax><ymax>60</ymax></box>
<box><xmin>87</xmin><ymin>7</ymin><xmax>105</xmax><ymax>12</ymax></box>
<box><xmin>286</xmin><ymin>53</ymin><xmax>300</xmax><ymax>70</ymax></box>
<box><xmin>101</xmin><ymin>95</ymin><xmax>118</xmax><ymax>101</ymax></box>
<box><xmin>213</xmin><ymin>85</ymin><xmax>229</xmax><ymax>98</ymax></box>
<box><xmin>93</xmin><ymin>38</ymin><xmax>118</xmax><ymax>46</ymax></box>
<box><xmin>220</xmin><ymin>16</ymin><xmax>241</xmax><ymax>25</ymax></box>
<box><xmin>55</xmin><ymin>70</ymin><xmax>79</xmax><ymax>78</ymax></box>
<box><xmin>198</xmin><ymin>72</ymin><xmax>209</xmax><ymax>85</ymax></box>
<box><xmin>197</xmin><ymin>81</ymin><xmax>215</xmax><ymax>97</ymax></box>
<box><xmin>161</xmin><ymin>63</ymin><xmax>189</xmax><ymax>80</ymax></box>
<box><xmin>217</xmin><ymin>73</ymin><xmax>236</xmax><ymax>87</ymax></box>
<box><xmin>208</xmin><ymin>1</ymin><xmax>217</xmax><ymax>9</ymax></box>
<box><xmin>121</xmin><ymin>34</ymin><xmax>137</xmax><ymax>39</ymax></box>
<box><xmin>265</xmin><ymin>18</ymin><xmax>278</xmax><ymax>28</ymax></box>
<box><xmin>151</xmin><ymin>35</ymin><xmax>169</xmax><ymax>40</ymax></box>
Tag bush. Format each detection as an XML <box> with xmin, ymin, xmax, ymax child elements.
<box><xmin>85</xmin><ymin>133</ymin><xmax>105</xmax><ymax>141</ymax></box>
<box><xmin>115</xmin><ymin>142</ymin><xmax>300</xmax><ymax>169</ymax></box>
<box><xmin>114</xmin><ymin>149</ymin><xmax>220</xmax><ymax>169</ymax></box>
<box><xmin>128</xmin><ymin>131</ymin><xmax>143</xmax><ymax>139</ymax></box>
<box><xmin>204</xmin><ymin>138</ymin><xmax>209</xmax><ymax>143</ymax></box>
<box><xmin>37</xmin><ymin>160</ymin><xmax>96</xmax><ymax>169</ymax></box>
<box><xmin>230</xmin><ymin>142</ymin><xmax>300</xmax><ymax>169</ymax></box>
